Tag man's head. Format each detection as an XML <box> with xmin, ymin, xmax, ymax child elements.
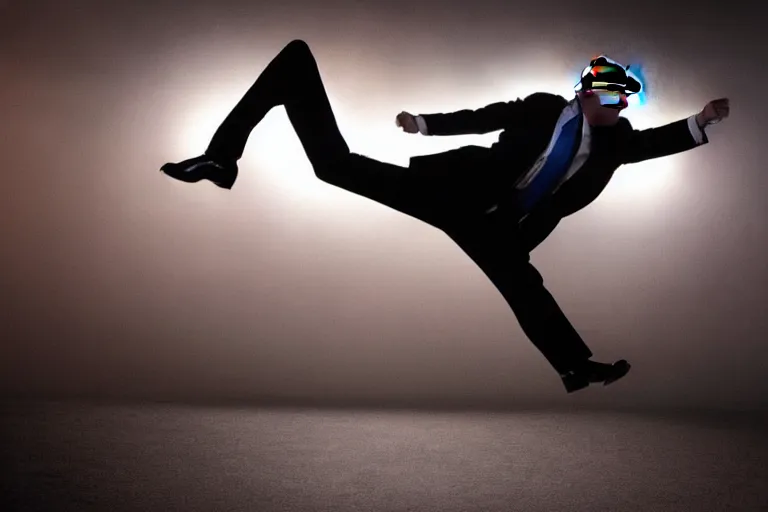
<box><xmin>575</xmin><ymin>55</ymin><xmax>642</xmax><ymax>126</ymax></box>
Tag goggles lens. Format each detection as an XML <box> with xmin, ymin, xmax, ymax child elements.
<box><xmin>592</xmin><ymin>89</ymin><xmax>628</xmax><ymax>108</ymax></box>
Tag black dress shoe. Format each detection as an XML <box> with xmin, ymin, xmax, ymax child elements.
<box><xmin>160</xmin><ymin>154</ymin><xmax>238</xmax><ymax>189</ymax></box>
<box><xmin>560</xmin><ymin>359</ymin><xmax>631</xmax><ymax>393</ymax></box>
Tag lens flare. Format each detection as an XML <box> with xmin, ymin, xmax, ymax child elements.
<box><xmin>626</xmin><ymin>64</ymin><xmax>648</xmax><ymax>107</ymax></box>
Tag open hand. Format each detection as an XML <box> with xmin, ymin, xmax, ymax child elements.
<box><xmin>395</xmin><ymin>111</ymin><xmax>419</xmax><ymax>133</ymax></box>
<box><xmin>697</xmin><ymin>98</ymin><xmax>730</xmax><ymax>126</ymax></box>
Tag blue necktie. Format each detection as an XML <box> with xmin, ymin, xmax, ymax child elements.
<box><xmin>518</xmin><ymin>113</ymin><xmax>582</xmax><ymax>213</ymax></box>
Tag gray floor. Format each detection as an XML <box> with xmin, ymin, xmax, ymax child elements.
<box><xmin>3</xmin><ymin>402</ymin><xmax>767</xmax><ymax>511</ymax></box>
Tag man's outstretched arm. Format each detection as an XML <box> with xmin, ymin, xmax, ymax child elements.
<box><xmin>621</xmin><ymin>98</ymin><xmax>729</xmax><ymax>164</ymax></box>
<box><xmin>413</xmin><ymin>99</ymin><xmax>526</xmax><ymax>136</ymax></box>
<box><xmin>396</xmin><ymin>93</ymin><xmax>563</xmax><ymax>137</ymax></box>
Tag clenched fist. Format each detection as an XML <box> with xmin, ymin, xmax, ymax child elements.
<box><xmin>395</xmin><ymin>111</ymin><xmax>420</xmax><ymax>134</ymax></box>
<box><xmin>696</xmin><ymin>98</ymin><xmax>730</xmax><ymax>127</ymax></box>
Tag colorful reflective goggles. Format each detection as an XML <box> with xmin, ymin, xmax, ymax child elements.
<box><xmin>591</xmin><ymin>89</ymin><xmax>629</xmax><ymax>108</ymax></box>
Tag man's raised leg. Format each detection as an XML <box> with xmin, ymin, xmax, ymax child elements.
<box><xmin>160</xmin><ymin>39</ymin><xmax>443</xmax><ymax>225</ymax></box>
<box><xmin>161</xmin><ymin>39</ymin><xmax>346</xmax><ymax>189</ymax></box>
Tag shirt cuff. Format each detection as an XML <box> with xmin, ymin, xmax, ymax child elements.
<box><xmin>687</xmin><ymin>115</ymin><xmax>706</xmax><ymax>145</ymax></box>
<box><xmin>415</xmin><ymin>115</ymin><xmax>429</xmax><ymax>135</ymax></box>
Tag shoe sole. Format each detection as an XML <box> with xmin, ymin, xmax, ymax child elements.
<box><xmin>563</xmin><ymin>360</ymin><xmax>632</xmax><ymax>393</ymax></box>
<box><xmin>159</xmin><ymin>167</ymin><xmax>235</xmax><ymax>190</ymax></box>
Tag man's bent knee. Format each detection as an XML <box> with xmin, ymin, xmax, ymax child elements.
<box><xmin>285</xmin><ymin>39</ymin><xmax>312</xmax><ymax>57</ymax></box>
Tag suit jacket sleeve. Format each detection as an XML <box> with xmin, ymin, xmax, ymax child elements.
<box><xmin>620</xmin><ymin>116</ymin><xmax>708</xmax><ymax>164</ymax></box>
<box><xmin>417</xmin><ymin>93</ymin><xmax>561</xmax><ymax>136</ymax></box>
<box><xmin>417</xmin><ymin>99</ymin><xmax>525</xmax><ymax>136</ymax></box>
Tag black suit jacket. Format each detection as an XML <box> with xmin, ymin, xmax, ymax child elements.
<box><xmin>410</xmin><ymin>93</ymin><xmax>708</xmax><ymax>252</ymax></box>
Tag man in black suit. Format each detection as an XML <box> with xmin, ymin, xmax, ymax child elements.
<box><xmin>161</xmin><ymin>40</ymin><xmax>730</xmax><ymax>393</ymax></box>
